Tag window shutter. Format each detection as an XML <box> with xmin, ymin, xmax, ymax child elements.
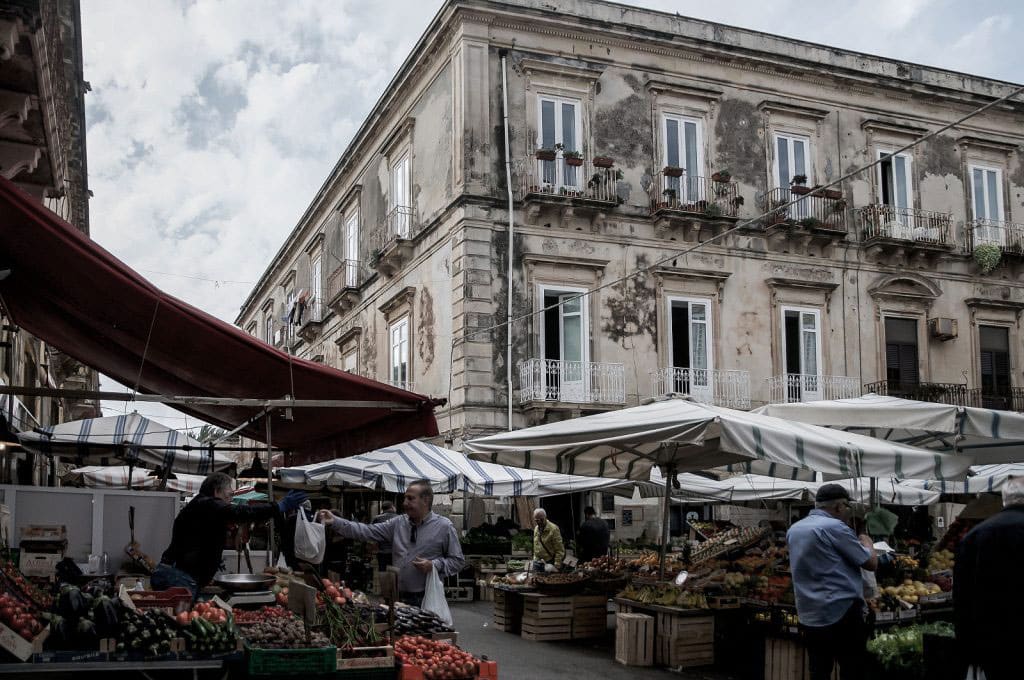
<box><xmin>899</xmin><ymin>344</ymin><xmax>919</xmax><ymax>386</ymax></box>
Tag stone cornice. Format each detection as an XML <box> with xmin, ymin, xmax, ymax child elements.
<box><xmin>378</xmin><ymin>285</ymin><xmax>417</xmax><ymax>318</ymax></box>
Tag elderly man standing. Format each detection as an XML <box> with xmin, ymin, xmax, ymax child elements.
<box><xmin>318</xmin><ymin>480</ymin><xmax>465</xmax><ymax>607</ymax></box>
<box><xmin>787</xmin><ymin>484</ymin><xmax>877</xmax><ymax>680</ymax></box>
<box><xmin>532</xmin><ymin>508</ymin><xmax>565</xmax><ymax>570</ymax></box>
<box><xmin>955</xmin><ymin>476</ymin><xmax>1024</xmax><ymax>680</ymax></box>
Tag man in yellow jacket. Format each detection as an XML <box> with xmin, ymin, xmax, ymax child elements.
<box><xmin>532</xmin><ymin>508</ymin><xmax>565</xmax><ymax>567</ymax></box>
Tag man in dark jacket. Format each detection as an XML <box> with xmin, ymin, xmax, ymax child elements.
<box><xmin>577</xmin><ymin>507</ymin><xmax>610</xmax><ymax>563</ymax></box>
<box><xmin>154</xmin><ymin>472</ymin><xmax>307</xmax><ymax>596</ymax></box>
<box><xmin>954</xmin><ymin>476</ymin><xmax>1024</xmax><ymax>680</ymax></box>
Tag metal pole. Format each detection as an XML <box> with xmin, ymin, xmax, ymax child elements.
<box><xmin>265</xmin><ymin>413</ymin><xmax>275</xmax><ymax>563</ymax></box>
<box><xmin>500</xmin><ymin>49</ymin><xmax>515</xmax><ymax>432</ymax></box>
<box><xmin>659</xmin><ymin>465</ymin><xmax>673</xmax><ymax>578</ymax></box>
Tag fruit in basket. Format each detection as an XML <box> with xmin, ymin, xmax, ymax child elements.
<box><xmin>892</xmin><ymin>555</ymin><xmax>920</xmax><ymax>571</ymax></box>
<box><xmin>927</xmin><ymin>549</ymin><xmax>954</xmax><ymax>571</ymax></box>
<box><xmin>395</xmin><ymin>635</ymin><xmax>481</xmax><ymax>680</ymax></box>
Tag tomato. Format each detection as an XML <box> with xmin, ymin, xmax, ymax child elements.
<box><xmin>17</xmin><ymin>627</ymin><xmax>31</xmax><ymax>640</ymax></box>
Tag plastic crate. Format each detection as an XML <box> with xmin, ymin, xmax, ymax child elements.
<box><xmin>247</xmin><ymin>645</ymin><xmax>338</xmax><ymax>676</ymax></box>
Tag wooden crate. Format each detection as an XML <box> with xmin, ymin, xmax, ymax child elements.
<box><xmin>615</xmin><ymin>613</ymin><xmax>654</xmax><ymax>667</ymax></box>
<box><xmin>654</xmin><ymin>615</ymin><xmax>714</xmax><ymax>669</ymax></box>
<box><xmin>521</xmin><ymin>593</ymin><xmax>573</xmax><ymax>641</ymax></box>
<box><xmin>493</xmin><ymin>590</ymin><xmax>522</xmax><ymax>633</ymax></box>
<box><xmin>572</xmin><ymin>596</ymin><xmax>609</xmax><ymax>639</ymax></box>
<box><xmin>521</xmin><ymin>616</ymin><xmax>573</xmax><ymax>641</ymax></box>
<box><xmin>763</xmin><ymin>636</ymin><xmax>837</xmax><ymax>680</ymax></box>
<box><xmin>656</xmin><ymin>634</ymin><xmax>714</xmax><ymax>669</ymax></box>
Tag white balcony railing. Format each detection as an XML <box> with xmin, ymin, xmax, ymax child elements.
<box><xmin>966</xmin><ymin>218</ymin><xmax>1024</xmax><ymax>256</ymax></box>
<box><xmin>767</xmin><ymin>373</ymin><xmax>862</xmax><ymax>404</ymax></box>
<box><xmin>650</xmin><ymin>367</ymin><xmax>751</xmax><ymax>409</ymax></box>
<box><xmin>519</xmin><ymin>358</ymin><xmax>625</xmax><ymax>405</ymax></box>
<box><xmin>513</xmin><ymin>158</ymin><xmax>620</xmax><ymax>204</ymax></box>
<box><xmin>857</xmin><ymin>205</ymin><xmax>952</xmax><ymax>246</ymax></box>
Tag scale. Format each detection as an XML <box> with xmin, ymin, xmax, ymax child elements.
<box><xmin>225</xmin><ymin>590</ymin><xmax>276</xmax><ymax>607</ymax></box>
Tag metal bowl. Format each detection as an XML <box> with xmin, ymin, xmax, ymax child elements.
<box><xmin>213</xmin><ymin>573</ymin><xmax>276</xmax><ymax>592</ymax></box>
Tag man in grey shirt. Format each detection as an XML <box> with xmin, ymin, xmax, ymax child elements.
<box><xmin>318</xmin><ymin>479</ymin><xmax>465</xmax><ymax>607</ymax></box>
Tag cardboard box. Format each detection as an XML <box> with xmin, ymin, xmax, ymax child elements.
<box><xmin>0</xmin><ymin>620</ymin><xmax>49</xmax><ymax>661</ymax></box>
<box><xmin>19</xmin><ymin>551</ymin><xmax>61</xmax><ymax>578</ymax></box>
<box><xmin>21</xmin><ymin>525</ymin><xmax>66</xmax><ymax>541</ymax></box>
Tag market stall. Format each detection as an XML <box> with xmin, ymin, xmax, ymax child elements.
<box><xmin>62</xmin><ymin>466</ymin><xmax>206</xmax><ymax>495</ymax></box>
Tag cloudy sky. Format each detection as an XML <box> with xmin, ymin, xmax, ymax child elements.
<box><xmin>79</xmin><ymin>0</ymin><xmax>1020</xmax><ymax>427</ymax></box>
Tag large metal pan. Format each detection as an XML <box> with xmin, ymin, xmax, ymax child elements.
<box><xmin>213</xmin><ymin>573</ymin><xmax>276</xmax><ymax>592</ymax></box>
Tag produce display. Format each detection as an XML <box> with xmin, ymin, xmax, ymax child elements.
<box><xmin>505</xmin><ymin>560</ymin><xmax>527</xmax><ymax>571</ymax></box>
<box><xmin>879</xmin><ymin>579</ymin><xmax>942</xmax><ymax>605</ymax></box>
<box><xmin>687</xmin><ymin>520</ymin><xmax>734</xmax><ymax>539</ymax></box>
<box><xmin>867</xmin><ymin>622</ymin><xmax>954</xmax><ymax>679</ymax></box>
<box><xmin>511</xmin><ymin>532</ymin><xmax>533</xmax><ymax>553</ymax></box>
<box><xmin>320</xmin><ymin>599</ymin><xmax>383</xmax><ymax>650</ymax></box>
<box><xmin>116</xmin><ymin>607</ymin><xmax>179</xmax><ymax>657</ymax></box>
<box><xmin>241</xmin><ymin>617</ymin><xmax>330</xmax><ymax>649</ymax></box>
<box><xmin>628</xmin><ymin>550</ymin><xmax>686</xmax><ymax>573</ymax></box>
<box><xmin>533</xmin><ymin>572</ymin><xmax>589</xmax><ymax>586</ymax></box>
<box><xmin>174</xmin><ymin>600</ymin><xmax>228</xmax><ymax>626</ymax></box>
<box><xmin>2</xmin><ymin>559</ymin><xmax>53</xmax><ymax>609</ymax></box>
<box><xmin>232</xmin><ymin>605</ymin><xmax>293</xmax><ymax>625</ymax></box>
<box><xmin>394</xmin><ymin>635</ymin><xmax>482</xmax><ymax>680</ymax></box>
<box><xmin>44</xmin><ymin>586</ymin><xmax>119</xmax><ymax>650</ymax></box>
<box><xmin>688</xmin><ymin>527</ymin><xmax>769</xmax><ymax>565</ymax></box>
<box><xmin>927</xmin><ymin>548</ymin><xmax>954</xmax><ymax>572</ymax></box>
<box><xmin>382</xmin><ymin>604</ymin><xmax>455</xmax><ymax>637</ymax></box>
<box><xmin>617</xmin><ymin>584</ymin><xmax>708</xmax><ymax>609</ymax></box>
<box><xmin>177</xmin><ymin>610</ymin><xmax>239</xmax><ymax>656</ymax></box>
<box><xmin>582</xmin><ymin>556</ymin><xmax>628</xmax><ymax>573</ymax></box>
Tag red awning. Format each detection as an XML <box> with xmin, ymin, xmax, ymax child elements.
<box><xmin>0</xmin><ymin>178</ymin><xmax>438</xmax><ymax>463</ymax></box>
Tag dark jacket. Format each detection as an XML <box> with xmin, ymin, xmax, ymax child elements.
<box><xmin>577</xmin><ymin>517</ymin><xmax>610</xmax><ymax>563</ymax></box>
<box><xmin>161</xmin><ymin>494</ymin><xmax>280</xmax><ymax>588</ymax></box>
<box><xmin>954</xmin><ymin>505</ymin><xmax>1024</xmax><ymax>678</ymax></box>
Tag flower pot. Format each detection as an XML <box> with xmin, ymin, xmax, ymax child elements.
<box><xmin>712</xmin><ymin>172</ymin><xmax>731</xmax><ymax>182</ymax></box>
<box><xmin>822</xmin><ymin>188</ymin><xmax>843</xmax><ymax>200</ymax></box>
<box><xmin>663</xmin><ymin>166</ymin><xmax>684</xmax><ymax>178</ymax></box>
<box><xmin>592</xmin><ymin>156</ymin><xmax>615</xmax><ymax>168</ymax></box>
<box><xmin>791</xmin><ymin>185</ymin><xmax>812</xmax><ymax>195</ymax></box>
<box><xmin>535</xmin><ymin>149</ymin><xmax>556</xmax><ymax>161</ymax></box>
<box><xmin>564</xmin><ymin>156</ymin><xmax>584</xmax><ymax>167</ymax></box>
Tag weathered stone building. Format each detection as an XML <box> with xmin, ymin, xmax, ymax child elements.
<box><xmin>236</xmin><ymin>0</ymin><xmax>1024</xmax><ymax>457</ymax></box>
<box><xmin>0</xmin><ymin>0</ymin><xmax>96</xmax><ymax>482</ymax></box>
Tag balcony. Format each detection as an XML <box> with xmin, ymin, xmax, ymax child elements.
<box><xmin>965</xmin><ymin>219</ymin><xmax>1024</xmax><ymax>259</ymax></box>
<box><xmin>758</xmin><ymin>187</ymin><xmax>848</xmax><ymax>253</ymax></box>
<box><xmin>371</xmin><ymin>206</ymin><xmax>416</xmax><ymax>276</ymax></box>
<box><xmin>513</xmin><ymin>157</ymin><xmax>620</xmax><ymax>226</ymax></box>
<box><xmin>650</xmin><ymin>367</ymin><xmax>751</xmax><ymax>409</ymax></box>
<box><xmin>857</xmin><ymin>205</ymin><xmax>953</xmax><ymax>262</ymax></box>
<box><xmin>649</xmin><ymin>172</ymin><xmax>739</xmax><ymax>239</ymax></box>
<box><xmin>768</xmin><ymin>374</ymin><xmax>861</xmax><ymax>404</ymax></box>
<box><xmin>519</xmin><ymin>358</ymin><xmax>625</xmax><ymax>406</ymax></box>
<box><xmin>974</xmin><ymin>388</ymin><xmax>1024</xmax><ymax>412</ymax></box>
<box><xmin>864</xmin><ymin>380</ymin><xmax>983</xmax><ymax>408</ymax></box>
<box><xmin>326</xmin><ymin>260</ymin><xmax>365</xmax><ymax>316</ymax></box>
<box><xmin>296</xmin><ymin>301</ymin><xmax>325</xmax><ymax>343</ymax></box>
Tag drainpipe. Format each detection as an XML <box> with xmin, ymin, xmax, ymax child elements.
<box><xmin>500</xmin><ymin>49</ymin><xmax>514</xmax><ymax>431</ymax></box>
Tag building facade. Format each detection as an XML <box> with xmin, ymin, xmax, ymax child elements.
<box><xmin>236</xmin><ymin>0</ymin><xmax>1024</xmax><ymax>457</ymax></box>
<box><xmin>0</xmin><ymin>0</ymin><xmax>97</xmax><ymax>483</ymax></box>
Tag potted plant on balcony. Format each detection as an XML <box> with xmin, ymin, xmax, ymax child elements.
<box><xmin>563</xmin><ymin>150</ymin><xmax>584</xmax><ymax>167</ymax></box>
<box><xmin>732</xmin><ymin>195</ymin><xmax>745</xmax><ymax>210</ymax></box>
<box><xmin>592</xmin><ymin>155</ymin><xmax>615</xmax><ymax>168</ymax></box>
<box><xmin>973</xmin><ymin>242</ymin><xmax>1002</xmax><ymax>274</ymax></box>
<box><xmin>663</xmin><ymin>165</ymin><xmax>685</xmax><ymax>178</ymax></box>
<box><xmin>704</xmin><ymin>203</ymin><xmax>724</xmax><ymax>218</ymax></box>
<box><xmin>660</xmin><ymin>187</ymin><xmax>677</xmax><ymax>209</ymax></box>
<box><xmin>790</xmin><ymin>175</ymin><xmax>811</xmax><ymax>195</ymax></box>
<box><xmin>367</xmin><ymin>248</ymin><xmax>383</xmax><ymax>269</ymax></box>
<box><xmin>711</xmin><ymin>169</ymin><xmax>732</xmax><ymax>182</ymax></box>
<box><xmin>799</xmin><ymin>216</ymin><xmax>823</xmax><ymax>229</ymax></box>
<box><xmin>822</xmin><ymin>187</ymin><xmax>843</xmax><ymax>200</ymax></box>
<box><xmin>832</xmin><ymin>198</ymin><xmax>848</xmax><ymax>212</ymax></box>
<box><xmin>535</xmin><ymin>147</ymin><xmax>557</xmax><ymax>161</ymax></box>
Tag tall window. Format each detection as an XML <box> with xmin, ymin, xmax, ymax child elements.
<box><xmin>666</xmin><ymin>297</ymin><xmax>712</xmax><ymax>401</ymax></box>
<box><xmin>542</xmin><ymin>285</ymin><xmax>589</xmax><ymax>402</ymax></box>
<box><xmin>342</xmin><ymin>351</ymin><xmax>357</xmax><ymax>374</ymax></box>
<box><xmin>389</xmin><ymin>317</ymin><xmax>410</xmax><ymax>387</ymax></box>
<box><xmin>773</xmin><ymin>133</ymin><xmax>811</xmax><ymax>188</ymax></box>
<box><xmin>971</xmin><ymin>165</ymin><xmax>1004</xmax><ymax>246</ymax></box>
<box><xmin>264</xmin><ymin>314</ymin><xmax>273</xmax><ymax>344</ymax></box>
<box><xmin>538</xmin><ymin>96</ymin><xmax>581</xmax><ymax>189</ymax></box>
<box><xmin>345</xmin><ymin>211</ymin><xmax>359</xmax><ymax>287</ymax></box>
<box><xmin>885</xmin><ymin>317</ymin><xmax>919</xmax><ymax>392</ymax></box>
<box><xmin>878</xmin><ymin>151</ymin><xmax>913</xmax><ymax>212</ymax></box>
<box><xmin>782</xmin><ymin>307</ymin><xmax>822</xmax><ymax>401</ymax></box>
<box><xmin>662</xmin><ymin>115</ymin><xmax>702</xmax><ymax>203</ymax></box>
<box><xmin>389</xmin><ymin>153</ymin><xmax>411</xmax><ymax>237</ymax></box>
<box><xmin>979</xmin><ymin>325</ymin><xmax>1011</xmax><ymax>408</ymax></box>
<box><xmin>310</xmin><ymin>254</ymin><xmax>322</xmax><ymax>320</ymax></box>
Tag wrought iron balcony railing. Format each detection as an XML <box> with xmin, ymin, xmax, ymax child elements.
<box><xmin>768</xmin><ymin>373</ymin><xmax>861</xmax><ymax>404</ymax></box>
<box><xmin>649</xmin><ymin>172</ymin><xmax>739</xmax><ymax>218</ymax></box>
<box><xmin>513</xmin><ymin>158</ymin><xmax>620</xmax><ymax>204</ymax></box>
<box><xmin>519</xmin><ymin>358</ymin><xmax>625</xmax><ymax>405</ymax></box>
<box><xmin>965</xmin><ymin>218</ymin><xmax>1024</xmax><ymax>256</ymax></box>
<box><xmin>863</xmin><ymin>380</ymin><xmax>975</xmax><ymax>406</ymax></box>
<box><xmin>650</xmin><ymin>367</ymin><xmax>751</xmax><ymax>409</ymax></box>
<box><xmin>376</xmin><ymin>205</ymin><xmax>416</xmax><ymax>251</ymax></box>
<box><xmin>760</xmin><ymin>187</ymin><xmax>847</xmax><ymax>232</ymax></box>
<box><xmin>857</xmin><ymin>205</ymin><xmax>953</xmax><ymax>246</ymax></box>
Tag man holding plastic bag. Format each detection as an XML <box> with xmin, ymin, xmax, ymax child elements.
<box><xmin>318</xmin><ymin>479</ymin><xmax>465</xmax><ymax>619</ymax></box>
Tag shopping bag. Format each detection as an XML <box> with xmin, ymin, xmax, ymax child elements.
<box><xmin>965</xmin><ymin>667</ymin><xmax>987</xmax><ymax>680</ymax></box>
<box><xmin>294</xmin><ymin>509</ymin><xmax>326</xmax><ymax>565</ymax></box>
<box><xmin>423</xmin><ymin>568</ymin><xmax>452</xmax><ymax>626</ymax></box>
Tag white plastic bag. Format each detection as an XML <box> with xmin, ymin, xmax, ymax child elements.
<box><xmin>294</xmin><ymin>510</ymin><xmax>326</xmax><ymax>565</ymax></box>
<box><xmin>422</xmin><ymin>567</ymin><xmax>452</xmax><ymax>626</ymax></box>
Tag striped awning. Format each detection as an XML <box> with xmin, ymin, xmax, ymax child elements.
<box><xmin>901</xmin><ymin>463</ymin><xmax>1024</xmax><ymax>495</ymax></box>
<box><xmin>63</xmin><ymin>465</ymin><xmax>206</xmax><ymax>493</ymax></box>
<box><xmin>18</xmin><ymin>412</ymin><xmax>232</xmax><ymax>474</ymax></box>
<box><xmin>466</xmin><ymin>396</ymin><xmax>971</xmax><ymax>482</ymax></box>
<box><xmin>278</xmin><ymin>439</ymin><xmax>644</xmax><ymax>497</ymax></box>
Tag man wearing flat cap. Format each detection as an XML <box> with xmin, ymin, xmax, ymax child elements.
<box><xmin>787</xmin><ymin>484</ymin><xmax>877</xmax><ymax>680</ymax></box>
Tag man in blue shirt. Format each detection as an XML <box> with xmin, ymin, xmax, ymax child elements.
<box><xmin>787</xmin><ymin>484</ymin><xmax>877</xmax><ymax>680</ymax></box>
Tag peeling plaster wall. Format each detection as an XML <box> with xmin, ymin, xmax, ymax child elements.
<box><xmin>411</xmin><ymin>64</ymin><xmax>454</xmax><ymax>223</ymax></box>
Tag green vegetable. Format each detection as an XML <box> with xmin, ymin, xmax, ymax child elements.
<box><xmin>867</xmin><ymin>622</ymin><xmax>954</xmax><ymax>678</ymax></box>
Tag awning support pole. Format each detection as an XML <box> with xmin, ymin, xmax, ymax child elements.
<box><xmin>266</xmin><ymin>412</ymin><xmax>275</xmax><ymax>563</ymax></box>
<box><xmin>659</xmin><ymin>464</ymin><xmax>674</xmax><ymax>578</ymax></box>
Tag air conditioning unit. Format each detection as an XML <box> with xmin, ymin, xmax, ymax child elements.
<box><xmin>928</xmin><ymin>317</ymin><xmax>958</xmax><ymax>341</ymax></box>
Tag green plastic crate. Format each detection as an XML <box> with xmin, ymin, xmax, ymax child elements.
<box><xmin>247</xmin><ymin>645</ymin><xmax>337</xmax><ymax>676</ymax></box>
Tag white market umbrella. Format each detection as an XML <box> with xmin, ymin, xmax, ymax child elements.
<box><xmin>900</xmin><ymin>463</ymin><xmax>1024</xmax><ymax>495</ymax></box>
<box><xmin>754</xmin><ymin>393</ymin><xmax>1024</xmax><ymax>466</ymax></box>
<box><xmin>63</xmin><ymin>465</ymin><xmax>207</xmax><ymax>494</ymax></box>
<box><xmin>18</xmin><ymin>412</ymin><xmax>233</xmax><ymax>475</ymax></box>
<box><xmin>670</xmin><ymin>472</ymin><xmax>816</xmax><ymax>503</ymax></box>
<box><xmin>466</xmin><ymin>397</ymin><xmax>970</xmax><ymax>573</ymax></box>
